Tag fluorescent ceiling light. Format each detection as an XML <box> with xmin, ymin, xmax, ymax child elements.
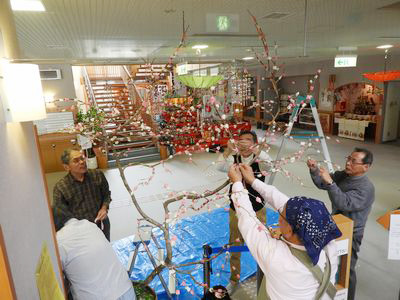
<box><xmin>242</xmin><ymin>57</ymin><xmax>254</xmax><ymax>60</ymax></box>
<box><xmin>11</xmin><ymin>0</ymin><xmax>45</xmax><ymax>11</ymax></box>
<box><xmin>338</xmin><ymin>46</ymin><xmax>357</xmax><ymax>51</ymax></box>
<box><xmin>192</xmin><ymin>45</ymin><xmax>208</xmax><ymax>49</ymax></box>
<box><xmin>376</xmin><ymin>44</ymin><xmax>393</xmax><ymax>49</ymax></box>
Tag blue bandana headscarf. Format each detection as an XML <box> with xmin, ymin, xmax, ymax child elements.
<box><xmin>285</xmin><ymin>196</ymin><xmax>342</xmax><ymax>265</ymax></box>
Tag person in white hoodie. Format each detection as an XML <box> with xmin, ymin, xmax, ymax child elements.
<box><xmin>228</xmin><ymin>164</ymin><xmax>341</xmax><ymax>300</ymax></box>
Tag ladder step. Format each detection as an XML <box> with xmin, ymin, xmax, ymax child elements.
<box><xmin>288</xmin><ymin>135</ymin><xmax>324</xmax><ymax>139</ymax></box>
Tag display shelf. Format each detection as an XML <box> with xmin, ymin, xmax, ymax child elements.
<box><xmin>160</xmin><ymin>104</ymin><xmax>251</xmax><ymax>153</ymax></box>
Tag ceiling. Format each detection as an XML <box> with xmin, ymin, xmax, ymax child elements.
<box><xmin>10</xmin><ymin>0</ymin><xmax>400</xmax><ymax>65</ymax></box>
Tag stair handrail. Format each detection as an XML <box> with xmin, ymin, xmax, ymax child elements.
<box><xmin>82</xmin><ymin>66</ymin><xmax>108</xmax><ymax>156</ymax></box>
<box><xmin>82</xmin><ymin>67</ymin><xmax>99</xmax><ymax>110</ymax></box>
<box><xmin>122</xmin><ymin>66</ymin><xmax>157</xmax><ymax>134</ymax></box>
<box><xmin>122</xmin><ymin>65</ymin><xmax>146</xmax><ymax>105</ymax></box>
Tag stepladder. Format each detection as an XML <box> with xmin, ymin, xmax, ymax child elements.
<box><xmin>269</xmin><ymin>95</ymin><xmax>334</xmax><ymax>186</ymax></box>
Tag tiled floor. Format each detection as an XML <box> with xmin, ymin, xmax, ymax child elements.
<box><xmin>46</xmin><ymin>130</ymin><xmax>400</xmax><ymax>299</ymax></box>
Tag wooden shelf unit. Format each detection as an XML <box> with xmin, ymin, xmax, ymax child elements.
<box><xmin>38</xmin><ymin>133</ymin><xmax>77</xmax><ymax>173</ymax></box>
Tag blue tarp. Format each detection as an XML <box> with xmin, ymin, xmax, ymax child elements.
<box><xmin>112</xmin><ymin>207</ymin><xmax>279</xmax><ymax>299</ymax></box>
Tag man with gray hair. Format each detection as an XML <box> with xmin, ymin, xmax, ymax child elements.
<box><xmin>307</xmin><ymin>147</ymin><xmax>375</xmax><ymax>300</ymax></box>
<box><xmin>53</xmin><ymin>148</ymin><xmax>112</xmax><ymax>240</ymax></box>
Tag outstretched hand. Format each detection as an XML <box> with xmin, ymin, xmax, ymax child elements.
<box><xmin>307</xmin><ymin>159</ymin><xmax>318</xmax><ymax>171</ymax></box>
<box><xmin>319</xmin><ymin>167</ymin><xmax>333</xmax><ymax>185</ymax></box>
<box><xmin>228</xmin><ymin>164</ymin><xmax>242</xmax><ymax>183</ymax></box>
<box><xmin>239</xmin><ymin>164</ymin><xmax>256</xmax><ymax>185</ymax></box>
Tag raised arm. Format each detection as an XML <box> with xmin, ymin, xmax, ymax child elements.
<box><xmin>228</xmin><ymin>165</ymin><xmax>276</xmax><ymax>272</ymax></box>
<box><xmin>239</xmin><ymin>164</ymin><xmax>289</xmax><ymax>213</ymax></box>
<box><xmin>307</xmin><ymin>159</ymin><xmax>328</xmax><ymax>189</ymax></box>
<box><xmin>251</xmin><ymin>179</ymin><xmax>289</xmax><ymax>213</ymax></box>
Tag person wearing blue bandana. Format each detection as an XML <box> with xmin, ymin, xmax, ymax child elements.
<box><xmin>228</xmin><ymin>164</ymin><xmax>342</xmax><ymax>300</ymax></box>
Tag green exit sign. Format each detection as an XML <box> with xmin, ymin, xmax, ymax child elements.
<box><xmin>334</xmin><ymin>55</ymin><xmax>357</xmax><ymax>68</ymax></box>
<box><xmin>217</xmin><ymin>16</ymin><xmax>230</xmax><ymax>31</ymax></box>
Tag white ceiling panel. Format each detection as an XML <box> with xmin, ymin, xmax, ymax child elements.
<box><xmin>10</xmin><ymin>0</ymin><xmax>400</xmax><ymax>64</ymax></box>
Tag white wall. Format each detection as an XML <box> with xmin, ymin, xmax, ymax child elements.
<box><xmin>39</xmin><ymin>63</ymin><xmax>76</xmax><ymax>99</ymax></box>
<box><xmin>0</xmin><ymin>37</ymin><xmax>64</xmax><ymax>299</ymax></box>
<box><xmin>71</xmin><ymin>66</ymin><xmax>86</xmax><ymax>103</ymax></box>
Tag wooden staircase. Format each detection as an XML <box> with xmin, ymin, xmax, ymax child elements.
<box><xmin>85</xmin><ymin>75</ymin><xmax>161</xmax><ymax>167</ymax></box>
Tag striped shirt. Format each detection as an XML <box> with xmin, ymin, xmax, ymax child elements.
<box><xmin>53</xmin><ymin>170</ymin><xmax>112</xmax><ymax>222</ymax></box>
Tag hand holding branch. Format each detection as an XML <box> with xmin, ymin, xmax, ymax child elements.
<box><xmin>228</xmin><ymin>165</ymin><xmax>242</xmax><ymax>183</ymax></box>
<box><xmin>239</xmin><ymin>164</ymin><xmax>256</xmax><ymax>185</ymax></box>
<box><xmin>319</xmin><ymin>167</ymin><xmax>333</xmax><ymax>185</ymax></box>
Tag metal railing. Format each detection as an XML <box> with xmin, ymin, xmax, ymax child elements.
<box><xmin>121</xmin><ymin>65</ymin><xmax>157</xmax><ymax>133</ymax></box>
<box><xmin>82</xmin><ymin>66</ymin><xmax>98</xmax><ymax>109</ymax></box>
<box><xmin>82</xmin><ymin>66</ymin><xmax>108</xmax><ymax>155</ymax></box>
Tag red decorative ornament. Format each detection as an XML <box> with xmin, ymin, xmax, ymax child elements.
<box><xmin>205</xmin><ymin>104</ymin><xmax>211</xmax><ymax>113</ymax></box>
<box><xmin>363</xmin><ymin>71</ymin><xmax>400</xmax><ymax>82</ymax></box>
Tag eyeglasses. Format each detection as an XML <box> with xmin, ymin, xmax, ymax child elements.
<box><xmin>71</xmin><ymin>156</ymin><xmax>86</xmax><ymax>164</ymax></box>
<box><xmin>345</xmin><ymin>156</ymin><xmax>365</xmax><ymax>165</ymax></box>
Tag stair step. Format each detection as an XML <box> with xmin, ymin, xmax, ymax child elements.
<box><xmin>110</xmin><ymin>135</ymin><xmax>153</xmax><ymax>142</ymax></box>
<box><xmin>107</xmin><ymin>146</ymin><xmax>159</xmax><ymax>160</ymax></box>
<box><xmin>91</xmin><ymin>83</ymin><xmax>126</xmax><ymax>87</ymax></box>
<box><xmin>106</xmin><ymin>127</ymin><xmax>141</xmax><ymax>132</ymax></box>
<box><xmin>107</xmin><ymin>152</ymin><xmax>161</xmax><ymax>168</ymax></box>
<box><xmin>105</xmin><ymin>108</ymin><xmax>136</xmax><ymax>112</ymax></box>
<box><xmin>104</xmin><ymin>124</ymin><xmax>138</xmax><ymax>130</ymax></box>
<box><xmin>110</xmin><ymin>140</ymin><xmax>154</xmax><ymax>150</ymax></box>
<box><xmin>96</xmin><ymin>100</ymin><xmax>132</xmax><ymax>104</ymax></box>
<box><xmin>94</xmin><ymin>95</ymin><xmax>130</xmax><ymax>99</ymax></box>
<box><xmin>90</xmin><ymin>78</ymin><xmax>124</xmax><ymax>83</ymax></box>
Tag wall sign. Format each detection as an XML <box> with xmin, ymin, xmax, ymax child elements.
<box><xmin>334</xmin><ymin>55</ymin><xmax>357</xmax><ymax>68</ymax></box>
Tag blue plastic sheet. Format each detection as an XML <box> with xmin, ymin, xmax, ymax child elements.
<box><xmin>112</xmin><ymin>207</ymin><xmax>279</xmax><ymax>298</ymax></box>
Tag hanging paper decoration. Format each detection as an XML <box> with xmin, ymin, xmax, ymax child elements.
<box><xmin>363</xmin><ymin>71</ymin><xmax>400</xmax><ymax>82</ymax></box>
<box><xmin>177</xmin><ymin>75</ymin><xmax>223</xmax><ymax>89</ymax></box>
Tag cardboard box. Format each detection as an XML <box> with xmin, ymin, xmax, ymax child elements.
<box><xmin>376</xmin><ymin>209</ymin><xmax>400</xmax><ymax>230</ymax></box>
<box><xmin>332</xmin><ymin>214</ymin><xmax>354</xmax><ymax>290</ymax></box>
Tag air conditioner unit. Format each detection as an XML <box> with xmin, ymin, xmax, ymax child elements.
<box><xmin>39</xmin><ymin>69</ymin><xmax>62</xmax><ymax>80</ymax></box>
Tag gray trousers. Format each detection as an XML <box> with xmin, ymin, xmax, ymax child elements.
<box><xmin>348</xmin><ymin>234</ymin><xmax>362</xmax><ymax>300</ymax></box>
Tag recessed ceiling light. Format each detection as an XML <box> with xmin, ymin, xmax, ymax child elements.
<box><xmin>192</xmin><ymin>45</ymin><xmax>208</xmax><ymax>49</ymax></box>
<box><xmin>242</xmin><ymin>57</ymin><xmax>254</xmax><ymax>61</ymax></box>
<box><xmin>377</xmin><ymin>44</ymin><xmax>393</xmax><ymax>49</ymax></box>
<box><xmin>338</xmin><ymin>46</ymin><xmax>358</xmax><ymax>51</ymax></box>
<box><xmin>11</xmin><ymin>0</ymin><xmax>45</xmax><ymax>11</ymax></box>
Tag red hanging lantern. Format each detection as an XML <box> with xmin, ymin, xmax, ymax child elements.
<box><xmin>363</xmin><ymin>71</ymin><xmax>400</xmax><ymax>82</ymax></box>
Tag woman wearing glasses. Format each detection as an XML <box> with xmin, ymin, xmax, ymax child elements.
<box><xmin>228</xmin><ymin>164</ymin><xmax>342</xmax><ymax>300</ymax></box>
